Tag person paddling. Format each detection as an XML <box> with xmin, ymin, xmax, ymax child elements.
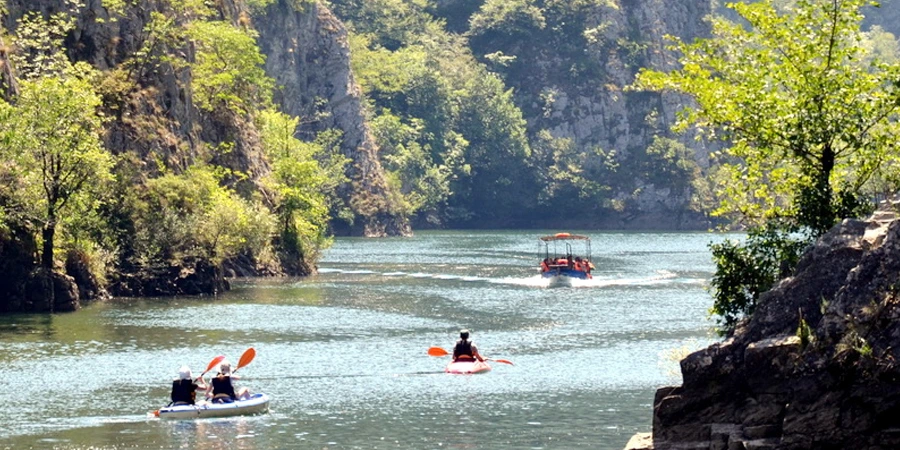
<box><xmin>206</xmin><ymin>360</ymin><xmax>250</xmax><ymax>403</ymax></box>
<box><xmin>452</xmin><ymin>329</ymin><xmax>485</xmax><ymax>362</ymax></box>
<box><xmin>170</xmin><ymin>366</ymin><xmax>207</xmax><ymax>406</ymax></box>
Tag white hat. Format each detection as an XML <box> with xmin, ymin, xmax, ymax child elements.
<box><xmin>219</xmin><ymin>361</ymin><xmax>232</xmax><ymax>375</ymax></box>
<box><xmin>178</xmin><ymin>365</ymin><xmax>192</xmax><ymax>380</ymax></box>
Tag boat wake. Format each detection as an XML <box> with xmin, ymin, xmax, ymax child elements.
<box><xmin>317</xmin><ymin>267</ymin><xmax>702</xmax><ymax>289</ymax></box>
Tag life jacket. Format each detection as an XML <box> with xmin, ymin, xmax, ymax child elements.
<box><xmin>453</xmin><ymin>339</ymin><xmax>474</xmax><ymax>360</ymax></box>
<box><xmin>171</xmin><ymin>379</ymin><xmax>197</xmax><ymax>405</ymax></box>
<box><xmin>540</xmin><ymin>261</ymin><xmax>549</xmax><ymax>272</ymax></box>
<box><xmin>211</xmin><ymin>375</ymin><xmax>236</xmax><ymax>400</ymax></box>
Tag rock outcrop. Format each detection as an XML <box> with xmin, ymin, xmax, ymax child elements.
<box><xmin>255</xmin><ymin>1</ymin><xmax>410</xmax><ymax>237</ymax></box>
<box><xmin>626</xmin><ymin>205</ymin><xmax>900</xmax><ymax>449</ymax></box>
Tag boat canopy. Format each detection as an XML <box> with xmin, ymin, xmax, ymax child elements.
<box><xmin>539</xmin><ymin>232</ymin><xmax>590</xmax><ymax>242</ymax></box>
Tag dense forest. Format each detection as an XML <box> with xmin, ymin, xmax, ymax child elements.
<box><xmin>0</xmin><ymin>0</ymin><xmax>899</xmax><ymax>313</ymax></box>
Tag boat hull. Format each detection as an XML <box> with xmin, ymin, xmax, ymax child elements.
<box><xmin>158</xmin><ymin>393</ymin><xmax>270</xmax><ymax>420</ymax></box>
<box><xmin>445</xmin><ymin>360</ymin><xmax>491</xmax><ymax>374</ymax></box>
<box><xmin>542</xmin><ymin>269</ymin><xmax>591</xmax><ymax>287</ymax></box>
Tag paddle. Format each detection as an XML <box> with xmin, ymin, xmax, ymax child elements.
<box><xmin>232</xmin><ymin>347</ymin><xmax>256</xmax><ymax>375</ymax></box>
<box><xmin>427</xmin><ymin>346</ymin><xmax>514</xmax><ymax>365</ymax></box>
<box><xmin>197</xmin><ymin>355</ymin><xmax>226</xmax><ymax>381</ymax></box>
<box><xmin>486</xmin><ymin>358</ymin><xmax>514</xmax><ymax>366</ymax></box>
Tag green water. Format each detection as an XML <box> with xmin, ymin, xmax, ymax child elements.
<box><xmin>0</xmin><ymin>230</ymin><xmax>730</xmax><ymax>449</ymax></box>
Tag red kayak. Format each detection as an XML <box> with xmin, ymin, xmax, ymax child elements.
<box><xmin>445</xmin><ymin>359</ymin><xmax>491</xmax><ymax>374</ymax></box>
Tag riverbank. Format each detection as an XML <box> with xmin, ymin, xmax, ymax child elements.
<box><xmin>625</xmin><ymin>208</ymin><xmax>900</xmax><ymax>449</ymax></box>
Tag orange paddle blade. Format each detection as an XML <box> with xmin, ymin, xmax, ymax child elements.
<box><xmin>205</xmin><ymin>355</ymin><xmax>226</xmax><ymax>373</ymax></box>
<box><xmin>489</xmin><ymin>358</ymin><xmax>514</xmax><ymax>366</ymax></box>
<box><xmin>237</xmin><ymin>347</ymin><xmax>256</xmax><ymax>370</ymax></box>
<box><xmin>427</xmin><ymin>347</ymin><xmax>449</xmax><ymax>357</ymax></box>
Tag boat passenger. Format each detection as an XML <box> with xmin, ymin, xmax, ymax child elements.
<box><xmin>541</xmin><ymin>258</ymin><xmax>550</xmax><ymax>272</ymax></box>
<box><xmin>452</xmin><ymin>329</ymin><xmax>485</xmax><ymax>362</ymax></box>
<box><xmin>206</xmin><ymin>361</ymin><xmax>250</xmax><ymax>403</ymax></box>
<box><xmin>170</xmin><ymin>365</ymin><xmax>207</xmax><ymax>406</ymax></box>
<box><xmin>574</xmin><ymin>257</ymin><xmax>583</xmax><ymax>272</ymax></box>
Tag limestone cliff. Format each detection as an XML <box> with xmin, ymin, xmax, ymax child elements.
<box><xmin>2</xmin><ymin>0</ymin><xmax>407</xmax><ymax>237</ymax></box>
<box><xmin>457</xmin><ymin>0</ymin><xmax>714</xmax><ymax>229</ymax></box>
<box><xmin>254</xmin><ymin>1</ymin><xmax>410</xmax><ymax>237</ymax></box>
<box><xmin>0</xmin><ymin>0</ymin><xmax>408</xmax><ymax>312</ymax></box>
<box><xmin>626</xmin><ymin>204</ymin><xmax>900</xmax><ymax>449</ymax></box>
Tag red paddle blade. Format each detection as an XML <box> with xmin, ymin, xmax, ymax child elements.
<box><xmin>427</xmin><ymin>347</ymin><xmax>449</xmax><ymax>357</ymax></box>
<box><xmin>237</xmin><ymin>347</ymin><xmax>256</xmax><ymax>370</ymax></box>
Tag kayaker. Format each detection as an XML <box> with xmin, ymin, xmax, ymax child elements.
<box><xmin>452</xmin><ymin>329</ymin><xmax>485</xmax><ymax>362</ymax></box>
<box><xmin>170</xmin><ymin>366</ymin><xmax>207</xmax><ymax>406</ymax></box>
<box><xmin>206</xmin><ymin>360</ymin><xmax>250</xmax><ymax>403</ymax></box>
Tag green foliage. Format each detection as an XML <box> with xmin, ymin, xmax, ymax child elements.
<box><xmin>187</xmin><ymin>20</ymin><xmax>274</xmax><ymax>114</ymax></box>
<box><xmin>634</xmin><ymin>0</ymin><xmax>900</xmax><ymax>236</ymax></box>
<box><xmin>1</xmin><ymin>6</ymin><xmax>114</xmax><ymax>270</ymax></box>
<box><xmin>797</xmin><ymin>310</ymin><xmax>814</xmax><ymax>350</ymax></box>
<box><xmin>345</xmin><ymin>6</ymin><xmax>535</xmax><ymax>224</ymax></box>
<box><xmin>638</xmin><ymin>137</ymin><xmax>700</xmax><ymax>194</ymax></box>
<box><xmin>134</xmin><ymin>166</ymin><xmax>275</xmax><ymax>266</ymax></box>
<box><xmin>532</xmin><ymin>130</ymin><xmax>615</xmax><ymax>210</ymax></box>
<box><xmin>257</xmin><ymin>110</ymin><xmax>347</xmax><ymax>263</ymax></box>
<box><xmin>468</xmin><ymin>0</ymin><xmax>546</xmax><ymax>37</ymax></box>
<box><xmin>709</xmin><ymin>225</ymin><xmax>809</xmax><ymax>334</ymax></box>
<box><xmin>8</xmin><ymin>10</ymin><xmax>78</xmax><ymax>80</ymax></box>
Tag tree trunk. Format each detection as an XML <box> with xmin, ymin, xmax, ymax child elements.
<box><xmin>42</xmin><ymin>222</ymin><xmax>55</xmax><ymax>270</ymax></box>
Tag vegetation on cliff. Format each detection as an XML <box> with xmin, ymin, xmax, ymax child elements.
<box><xmin>633</xmin><ymin>0</ymin><xmax>900</xmax><ymax>332</ymax></box>
<box><xmin>0</xmin><ymin>0</ymin><xmax>345</xmax><ymax>309</ymax></box>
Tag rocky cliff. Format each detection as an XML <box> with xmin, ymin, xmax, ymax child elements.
<box><xmin>254</xmin><ymin>1</ymin><xmax>409</xmax><ymax>237</ymax></box>
<box><xmin>0</xmin><ymin>0</ymin><xmax>408</xmax><ymax>312</ymax></box>
<box><xmin>626</xmin><ymin>204</ymin><xmax>900</xmax><ymax>449</ymax></box>
<box><xmin>2</xmin><ymin>0</ymin><xmax>406</xmax><ymax>237</ymax></box>
<box><xmin>458</xmin><ymin>0</ymin><xmax>714</xmax><ymax>229</ymax></box>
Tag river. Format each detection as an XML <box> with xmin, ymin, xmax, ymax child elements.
<box><xmin>0</xmin><ymin>230</ymin><xmax>730</xmax><ymax>449</ymax></box>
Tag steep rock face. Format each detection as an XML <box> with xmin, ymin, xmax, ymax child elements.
<box><xmin>464</xmin><ymin>0</ymin><xmax>713</xmax><ymax>229</ymax></box>
<box><xmin>255</xmin><ymin>1</ymin><xmax>410</xmax><ymax>237</ymax></box>
<box><xmin>626</xmin><ymin>207</ymin><xmax>900</xmax><ymax>450</ymax></box>
<box><xmin>3</xmin><ymin>0</ymin><xmax>407</xmax><ymax>236</ymax></box>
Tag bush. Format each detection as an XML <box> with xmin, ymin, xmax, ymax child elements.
<box><xmin>709</xmin><ymin>224</ymin><xmax>809</xmax><ymax>334</ymax></box>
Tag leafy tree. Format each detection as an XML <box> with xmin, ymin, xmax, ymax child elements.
<box><xmin>633</xmin><ymin>0</ymin><xmax>900</xmax><ymax>332</ymax></box>
<box><xmin>708</xmin><ymin>225</ymin><xmax>807</xmax><ymax>333</ymax></box>
<box><xmin>133</xmin><ymin>166</ymin><xmax>275</xmax><ymax>267</ymax></box>
<box><xmin>187</xmin><ymin>20</ymin><xmax>273</xmax><ymax>115</ymax></box>
<box><xmin>634</xmin><ymin>0</ymin><xmax>900</xmax><ymax>236</ymax></box>
<box><xmin>257</xmin><ymin>109</ymin><xmax>347</xmax><ymax>266</ymax></box>
<box><xmin>0</xmin><ymin>75</ymin><xmax>113</xmax><ymax>269</ymax></box>
<box><xmin>1</xmin><ymin>8</ymin><xmax>114</xmax><ymax>271</ymax></box>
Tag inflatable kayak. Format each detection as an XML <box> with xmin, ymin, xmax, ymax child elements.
<box><xmin>445</xmin><ymin>360</ymin><xmax>491</xmax><ymax>374</ymax></box>
<box><xmin>157</xmin><ymin>393</ymin><xmax>270</xmax><ymax>419</ymax></box>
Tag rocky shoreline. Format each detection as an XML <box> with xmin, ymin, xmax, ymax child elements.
<box><xmin>626</xmin><ymin>207</ymin><xmax>900</xmax><ymax>449</ymax></box>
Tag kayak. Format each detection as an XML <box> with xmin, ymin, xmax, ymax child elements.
<box><xmin>445</xmin><ymin>360</ymin><xmax>491</xmax><ymax>374</ymax></box>
<box><xmin>157</xmin><ymin>393</ymin><xmax>270</xmax><ymax>419</ymax></box>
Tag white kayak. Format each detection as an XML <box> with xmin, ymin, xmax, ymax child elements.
<box><xmin>157</xmin><ymin>393</ymin><xmax>270</xmax><ymax>419</ymax></box>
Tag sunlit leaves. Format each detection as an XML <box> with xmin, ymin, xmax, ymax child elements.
<box><xmin>187</xmin><ymin>20</ymin><xmax>273</xmax><ymax>114</ymax></box>
<box><xmin>634</xmin><ymin>0</ymin><xmax>900</xmax><ymax>234</ymax></box>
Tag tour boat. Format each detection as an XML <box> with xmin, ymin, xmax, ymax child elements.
<box><xmin>538</xmin><ymin>233</ymin><xmax>593</xmax><ymax>287</ymax></box>
<box><xmin>445</xmin><ymin>359</ymin><xmax>492</xmax><ymax>374</ymax></box>
<box><xmin>156</xmin><ymin>393</ymin><xmax>270</xmax><ymax>419</ymax></box>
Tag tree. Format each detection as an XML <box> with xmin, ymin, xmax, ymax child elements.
<box><xmin>257</xmin><ymin>110</ymin><xmax>347</xmax><ymax>265</ymax></box>
<box><xmin>633</xmin><ymin>0</ymin><xmax>900</xmax><ymax>332</ymax></box>
<box><xmin>634</xmin><ymin>0</ymin><xmax>900</xmax><ymax>236</ymax></box>
<box><xmin>0</xmin><ymin>74</ymin><xmax>113</xmax><ymax>269</ymax></box>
